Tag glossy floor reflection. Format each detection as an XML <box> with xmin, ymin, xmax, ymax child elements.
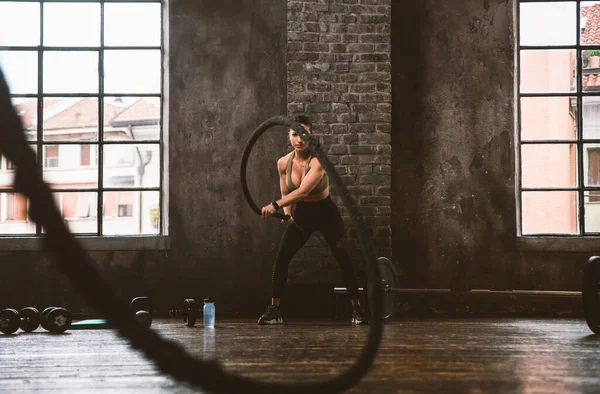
<box><xmin>1</xmin><ymin>318</ymin><xmax>600</xmax><ymax>393</ymax></box>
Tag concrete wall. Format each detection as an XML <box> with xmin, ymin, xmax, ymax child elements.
<box><xmin>163</xmin><ymin>0</ymin><xmax>289</xmax><ymax>314</ymax></box>
<box><xmin>391</xmin><ymin>0</ymin><xmax>587</xmax><ymax>306</ymax></box>
<box><xmin>392</xmin><ymin>0</ymin><xmax>517</xmax><ymax>291</ymax></box>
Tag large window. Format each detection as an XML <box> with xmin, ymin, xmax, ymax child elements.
<box><xmin>518</xmin><ymin>1</ymin><xmax>600</xmax><ymax>235</ymax></box>
<box><xmin>0</xmin><ymin>0</ymin><xmax>165</xmax><ymax>237</ymax></box>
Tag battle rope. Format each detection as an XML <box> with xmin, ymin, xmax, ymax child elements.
<box><xmin>0</xmin><ymin>65</ymin><xmax>382</xmax><ymax>392</ymax></box>
<box><xmin>240</xmin><ymin>116</ymin><xmax>384</xmax><ymax>391</ymax></box>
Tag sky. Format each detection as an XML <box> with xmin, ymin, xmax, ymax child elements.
<box><xmin>0</xmin><ymin>2</ymin><xmax>162</xmax><ymax>96</ymax></box>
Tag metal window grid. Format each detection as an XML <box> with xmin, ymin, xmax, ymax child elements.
<box><xmin>516</xmin><ymin>0</ymin><xmax>600</xmax><ymax>236</ymax></box>
<box><xmin>0</xmin><ymin>0</ymin><xmax>165</xmax><ymax>236</ymax></box>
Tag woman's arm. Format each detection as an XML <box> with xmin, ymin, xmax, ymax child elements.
<box><xmin>277</xmin><ymin>157</ymin><xmax>293</xmax><ymax>216</ymax></box>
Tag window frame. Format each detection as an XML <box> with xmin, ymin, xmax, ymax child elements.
<box><xmin>517</xmin><ymin>0</ymin><xmax>600</xmax><ymax>250</ymax></box>
<box><xmin>0</xmin><ymin>0</ymin><xmax>170</xmax><ymax>250</ymax></box>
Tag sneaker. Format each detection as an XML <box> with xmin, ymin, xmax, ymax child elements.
<box><xmin>351</xmin><ymin>305</ymin><xmax>368</xmax><ymax>325</ymax></box>
<box><xmin>258</xmin><ymin>304</ymin><xmax>283</xmax><ymax>325</ymax></box>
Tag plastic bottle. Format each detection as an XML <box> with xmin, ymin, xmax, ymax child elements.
<box><xmin>203</xmin><ymin>297</ymin><xmax>215</xmax><ymax>328</ymax></box>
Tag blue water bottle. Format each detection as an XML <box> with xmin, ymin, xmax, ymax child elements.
<box><xmin>203</xmin><ymin>297</ymin><xmax>215</xmax><ymax>328</ymax></box>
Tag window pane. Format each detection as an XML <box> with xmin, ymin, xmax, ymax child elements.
<box><xmin>103</xmin><ymin>144</ymin><xmax>160</xmax><ymax>188</ymax></box>
<box><xmin>43</xmin><ymin>144</ymin><xmax>98</xmax><ymax>189</ymax></box>
<box><xmin>103</xmin><ymin>191</ymin><xmax>159</xmax><ymax>235</ymax></box>
<box><xmin>0</xmin><ymin>192</ymin><xmax>34</xmax><ymax>235</ymax></box>
<box><xmin>0</xmin><ymin>51</ymin><xmax>38</xmax><ymax>94</ymax></box>
<box><xmin>0</xmin><ymin>146</ymin><xmax>37</xmax><ymax>186</ymax></box>
<box><xmin>521</xmin><ymin>144</ymin><xmax>578</xmax><ymax>188</ymax></box>
<box><xmin>52</xmin><ymin>191</ymin><xmax>98</xmax><ymax>234</ymax></box>
<box><xmin>520</xmin><ymin>49</ymin><xmax>577</xmax><ymax>94</ymax></box>
<box><xmin>585</xmin><ymin>191</ymin><xmax>600</xmax><ymax>232</ymax></box>
<box><xmin>43</xmin><ymin>97</ymin><xmax>99</xmax><ymax>141</ymax></box>
<box><xmin>44</xmin><ymin>3</ymin><xmax>100</xmax><ymax>47</ymax></box>
<box><xmin>522</xmin><ymin>191</ymin><xmax>578</xmax><ymax>235</ymax></box>
<box><xmin>0</xmin><ymin>2</ymin><xmax>40</xmax><ymax>46</ymax></box>
<box><xmin>0</xmin><ymin>156</ymin><xmax>16</xmax><ymax>187</ymax></box>
<box><xmin>105</xmin><ymin>97</ymin><xmax>160</xmax><ymax>141</ymax></box>
<box><xmin>582</xmin><ymin>2</ymin><xmax>600</xmax><ymax>46</ymax></box>
<box><xmin>584</xmin><ymin>144</ymin><xmax>600</xmax><ymax>187</ymax></box>
<box><xmin>520</xmin><ymin>2</ymin><xmax>576</xmax><ymax>46</ymax></box>
<box><xmin>104</xmin><ymin>3</ymin><xmax>161</xmax><ymax>47</ymax></box>
<box><xmin>12</xmin><ymin>98</ymin><xmax>37</xmax><ymax>141</ymax></box>
<box><xmin>44</xmin><ymin>51</ymin><xmax>99</xmax><ymax>94</ymax></box>
<box><xmin>104</xmin><ymin>50</ymin><xmax>161</xmax><ymax>94</ymax></box>
<box><xmin>521</xmin><ymin>96</ymin><xmax>577</xmax><ymax>141</ymax></box>
<box><xmin>583</xmin><ymin>49</ymin><xmax>600</xmax><ymax>92</ymax></box>
<box><xmin>583</xmin><ymin>96</ymin><xmax>600</xmax><ymax>139</ymax></box>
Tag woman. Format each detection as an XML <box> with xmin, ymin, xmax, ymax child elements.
<box><xmin>258</xmin><ymin>115</ymin><xmax>368</xmax><ymax>325</ymax></box>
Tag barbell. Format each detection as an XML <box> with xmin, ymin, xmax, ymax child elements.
<box><xmin>336</xmin><ymin>257</ymin><xmax>582</xmax><ymax>323</ymax></box>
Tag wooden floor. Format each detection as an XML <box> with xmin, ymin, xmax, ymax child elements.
<box><xmin>1</xmin><ymin>317</ymin><xmax>600</xmax><ymax>393</ymax></box>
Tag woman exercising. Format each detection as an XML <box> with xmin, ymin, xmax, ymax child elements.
<box><xmin>258</xmin><ymin>115</ymin><xmax>368</xmax><ymax>325</ymax></box>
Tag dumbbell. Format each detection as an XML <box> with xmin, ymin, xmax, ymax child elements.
<box><xmin>0</xmin><ymin>308</ymin><xmax>20</xmax><ymax>334</ymax></box>
<box><xmin>168</xmin><ymin>299</ymin><xmax>201</xmax><ymax>327</ymax></box>
<box><xmin>19</xmin><ymin>307</ymin><xmax>41</xmax><ymax>332</ymax></box>
<box><xmin>0</xmin><ymin>307</ymin><xmax>41</xmax><ymax>334</ymax></box>
<box><xmin>40</xmin><ymin>306</ymin><xmax>72</xmax><ymax>334</ymax></box>
<box><xmin>130</xmin><ymin>296</ymin><xmax>152</xmax><ymax>328</ymax></box>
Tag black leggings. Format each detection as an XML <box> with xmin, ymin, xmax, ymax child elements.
<box><xmin>271</xmin><ymin>195</ymin><xmax>360</xmax><ymax>300</ymax></box>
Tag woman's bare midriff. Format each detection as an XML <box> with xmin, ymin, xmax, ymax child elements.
<box><xmin>301</xmin><ymin>188</ymin><xmax>330</xmax><ymax>202</ymax></box>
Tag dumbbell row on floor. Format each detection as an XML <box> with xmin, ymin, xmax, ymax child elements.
<box><xmin>3</xmin><ymin>296</ymin><xmax>175</xmax><ymax>334</ymax></box>
<box><xmin>0</xmin><ymin>306</ymin><xmax>72</xmax><ymax>334</ymax></box>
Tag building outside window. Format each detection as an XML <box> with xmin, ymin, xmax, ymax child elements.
<box><xmin>0</xmin><ymin>0</ymin><xmax>165</xmax><ymax>236</ymax></box>
<box><xmin>44</xmin><ymin>145</ymin><xmax>59</xmax><ymax>168</ymax></box>
<box><xmin>80</xmin><ymin>144</ymin><xmax>91</xmax><ymax>167</ymax></box>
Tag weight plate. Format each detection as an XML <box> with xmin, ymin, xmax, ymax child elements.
<box><xmin>183</xmin><ymin>299</ymin><xmax>197</xmax><ymax>327</ymax></box>
<box><xmin>46</xmin><ymin>307</ymin><xmax>72</xmax><ymax>334</ymax></box>
<box><xmin>19</xmin><ymin>307</ymin><xmax>40</xmax><ymax>333</ymax></box>
<box><xmin>583</xmin><ymin>256</ymin><xmax>600</xmax><ymax>334</ymax></box>
<box><xmin>378</xmin><ymin>257</ymin><xmax>399</xmax><ymax>322</ymax></box>
<box><xmin>41</xmin><ymin>307</ymin><xmax>56</xmax><ymax>331</ymax></box>
<box><xmin>0</xmin><ymin>308</ymin><xmax>19</xmax><ymax>334</ymax></box>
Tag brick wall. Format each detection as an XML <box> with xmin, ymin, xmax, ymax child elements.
<box><xmin>286</xmin><ymin>0</ymin><xmax>391</xmax><ymax>283</ymax></box>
